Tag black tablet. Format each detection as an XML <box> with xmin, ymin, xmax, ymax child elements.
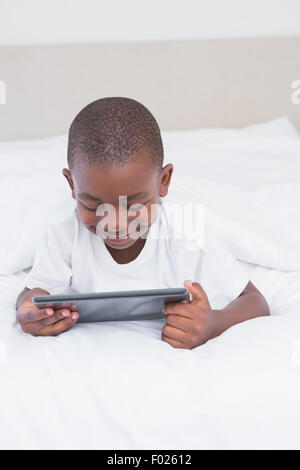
<box><xmin>32</xmin><ymin>287</ymin><xmax>191</xmax><ymax>323</ymax></box>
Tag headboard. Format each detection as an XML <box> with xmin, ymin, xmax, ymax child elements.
<box><xmin>0</xmin><ymin>36</ymin><xmax>299</xmax><ymax>140</ymax></box>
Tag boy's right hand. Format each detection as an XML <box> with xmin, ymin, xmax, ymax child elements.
<box><xmin>16</xmin><ymin>288</ymin><xmax>79</xmax><ymax>337</ymax></box>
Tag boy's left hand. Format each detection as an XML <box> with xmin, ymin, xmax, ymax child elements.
<box><xmin>162</xmin><ymin>280</ymin><xmax>215</xmax><ymax>349</ymax></box>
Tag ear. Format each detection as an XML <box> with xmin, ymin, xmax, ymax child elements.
<box><xmin>62</xmin><ymin>168</ymin><xmax>76</xmax><ymax>200</ymax></box>
<box><xmin>159</xmin><ymin>163</ymin><xmax>174</xmax><ymax>197</ymax></box>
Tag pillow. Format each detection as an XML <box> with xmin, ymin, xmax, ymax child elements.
<box><xmin>161</xmin><ymin>116</ymin><xmax>299</xmax><ymax>153</ymax></box>
<box><xmin>167</xmin><ymin>174</ymin><xmax>300</xmax><ymax>271</ymax></box>
<box><xmin>0</xmin><ymin>175</ymin><xmax>75</xmax><ymax>275</ymax></box>
<box><xmin>241</xmin><ymin>117</ymin><xmax>299</xmax><ymax>139</ymax></box>
<box><xmin>0</xmin><ymin>135</ymin><xmax>68</xmax><ymax>179</ymax></box>
<box><xmin>164</xmin><ymin>120</ymin><xmax>300</xmax><ymax>191</ymax></box>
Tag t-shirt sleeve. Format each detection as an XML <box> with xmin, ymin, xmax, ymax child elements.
<box><xmin>197</xmin><ymin>232</ymin><xmax>251</xmax><ymax>310</ymax></box>
<box><xmin>22</xmin><ymin>219</ymin><xmax>73</xmax><ymax>295</ymax></box>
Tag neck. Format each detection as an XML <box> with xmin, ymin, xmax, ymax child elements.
<box><xmin>105</xmin><ymin>236</ymin><xmax>147</xmax><ymax>264</ymax></box>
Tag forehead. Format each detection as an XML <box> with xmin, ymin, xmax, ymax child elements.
<box><xmin>72</xmin><ymin>160</ymin><xmax>159</xmax><ymax>202</ymax></box>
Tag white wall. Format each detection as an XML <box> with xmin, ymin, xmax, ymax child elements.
<box><xmin>0</xmin><ymin>0</ymin><xmax>299</xmax><ymax>45</ymax></box>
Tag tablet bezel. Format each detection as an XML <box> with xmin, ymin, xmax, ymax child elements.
<box><xmin>32</xmin><ymin>287</ymin><xmax>190</xmax><ymax>305</ymax></box>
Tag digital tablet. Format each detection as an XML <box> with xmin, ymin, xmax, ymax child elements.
<box><xmin>32</xmin><ymin>287</ymin><xmax>191</xmax><ymax>323</ymax></box>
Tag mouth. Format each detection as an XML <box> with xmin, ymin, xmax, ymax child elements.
<box><xmin>89</xmin><ymin>225</ymin><xmax>131</xmax><ymax>243</ymax></box>
<box><xmin>105</xmin><ymin>233</ymin><xmax>131</xmax><ymax>245</ymax></box>
<box><xmin>90</xmin><ymin>221</ymin><xmax>149</xmax><ymax>246</ymax></box>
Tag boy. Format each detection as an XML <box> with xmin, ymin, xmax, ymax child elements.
<box><xmin>15</xmin><ymin>97</ymin><xmax>270</xmax><ymax>348</ymax></box>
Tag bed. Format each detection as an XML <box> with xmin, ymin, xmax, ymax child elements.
<box><xmin>0</xmin><ymin>37</ymin><xmax>300</xmax><ymax>450</ymax></box>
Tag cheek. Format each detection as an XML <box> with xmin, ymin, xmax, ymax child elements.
<box><xmin>144</xmin><ymin>199</ymin><xmax>160</xmax><ymax>225</ymax></box>
<box><xmin>76</xmin><ymin>203</ymin><xmax>97</xmax><ymax>225</ymax></box>
<box><xmin>148</xmin><ymin>201</ymin><xmax>160</xmax><ymax>223</ymax></box>
<box><xmin>137</xmin><ymin>207</ymin><xmax>151</xmax><ymax>225</ymax></box>
<box><xmin>133</xmin><ymin>201</ymin><xmax>159</xmax><ymax>226</ymax></box>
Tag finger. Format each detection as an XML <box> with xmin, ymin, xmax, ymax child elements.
<box><xmin>161</xmin><ymin>333</ymin><xmax>186</xmax><ymax>349</ymax></box>
<box><xmin>38</xmin><ymin>308</ymin><xmax>73</xmax><ymax>327</ymax></box>
<box><xmin>40</xmin><ymin>314</ymin><xmax>79</xmax><ymax>336</ymax></box>
<box><xmin>162</xmin><ymin>324</ymin><xmax>186</xmax><ymax>343</ymax></box>
<box><xmin>23</xmin><ymin>311</ymin><xmax>79</xmax><ymax>336</ymax></box>
<box><xmin>165</xmin><ymin>313</ymin><xmax>191</xmax><ymax>332</ymax></box>
<box><xmin>17</xmin><ymin>306</ymin><xmax>55</xmax><ymax>323</ymax></box>
<box><xmin>183</xmin><ymin>280</ymin><xmax>210</xmax><ymax>306</ymax></box>
<box><xmin>163</xmin><ymin>302</ymin><xmax>193</xmax><ymax>318</ymax></box>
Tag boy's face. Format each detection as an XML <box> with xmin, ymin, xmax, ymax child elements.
<box><xmin>62</xmin><ymin>153</ymin><xmax>173</xmax><ymax>251</ymax></box>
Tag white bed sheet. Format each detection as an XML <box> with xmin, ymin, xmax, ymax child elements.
<box><xmin>1</xmin><ymin>118</ymin><xmax>300</xmax><ymax>449</ymax></box>
<box><xmin>1</xmin><ymin>264</ymin><xmax>300</xmax><ymax>450</ymax></box>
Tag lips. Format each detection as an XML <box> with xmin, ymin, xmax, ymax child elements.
<box><xmin>105</xmin><ymin>233</ymin><xmax>130</xmax><ymax>244</ymax></box>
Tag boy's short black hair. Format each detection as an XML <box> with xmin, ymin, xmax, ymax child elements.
<box><xmin>67</xmin><ymin>97</ymin><xmax>164</xmax><ymax>172</ymax></box>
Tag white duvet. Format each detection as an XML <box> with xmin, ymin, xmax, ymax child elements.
<box><xmin>1</xmin><ymin>118</ymin><xmax>300</xmax><ymax>450</ymax></box>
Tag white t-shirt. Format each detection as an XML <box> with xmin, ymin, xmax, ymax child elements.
<box><xmin>23</xmin><ymin>194</ymin><xmax>250</xmax><ymax>310</ymax></box>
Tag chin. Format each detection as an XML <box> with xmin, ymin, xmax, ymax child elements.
<box><xmin>103</xmin><ymin>236</ymin><xmax>137</xmax><ymax>250</ymax></box>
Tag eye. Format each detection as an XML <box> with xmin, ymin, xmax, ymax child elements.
<box><xmin>127</xmin><ymin>200</ymin><xmax>150</xmax><ymax>210</ymax></box>
<box><xmin>80</xmin><ymin>201</ymin><xmax>97</xmax><ymax>211</ymax></box>
<box><xmin>128</xmin><ymin>203</ymin><xmax>143</xmax><ymax>210</ymax></box>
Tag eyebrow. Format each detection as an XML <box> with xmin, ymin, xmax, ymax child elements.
<box><xmin>78</xmin><ymin>191</ymin><xmax>148</xmax><ymax>203</ymax></box>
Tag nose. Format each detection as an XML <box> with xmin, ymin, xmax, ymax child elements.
<box><xmin>92</xmin><ymin>207</ymin><xmax>130</xmax><ymax>234</ymax></box>
<box><xmin>109</xmin><ymin>207</ymin><xmax>128</xmax><ymax>232</ymax></box>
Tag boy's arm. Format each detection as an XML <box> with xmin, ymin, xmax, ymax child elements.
<box><xmin>15</xmin><ymin>215</ymin><xmax>76</xmax><ymax>336</ymax></box>
<box><xmin>162</xmin><ymin>280</ymin><xmax>270</xmax><ymax>349</ymax></box>
<box><xmin>209</xmin><ymin>281</ymin><xmax>270</xmax><ymax>338</ymax></box>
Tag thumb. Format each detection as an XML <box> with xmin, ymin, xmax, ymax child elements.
<box><xmin>184</xmin><ymin>280</ymin><xmax>210</xmax><ymax>307</ymax></box>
